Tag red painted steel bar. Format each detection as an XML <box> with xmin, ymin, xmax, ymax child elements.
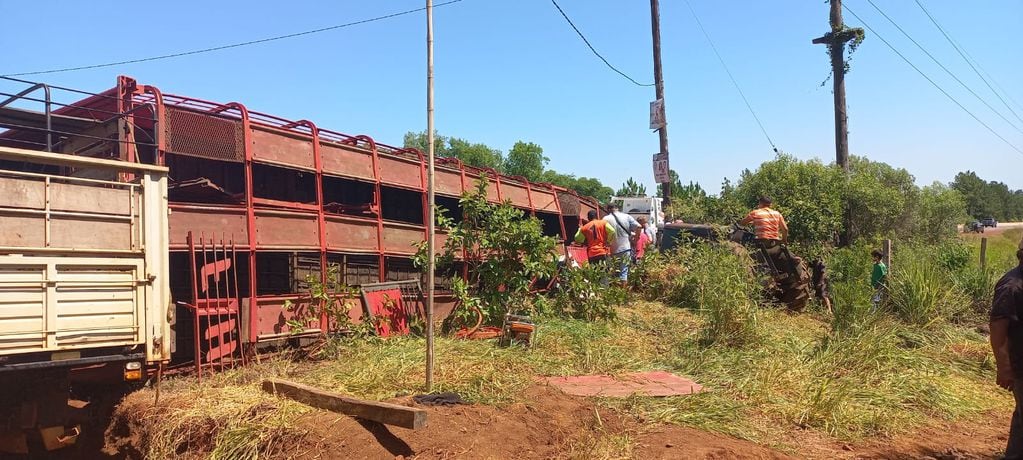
<box><xmin>187</xmin><ymin>232</ymin><xmax>201</xmax><ymax>382</ymax></box>
<box><xmin>227</xmin><ymin>102</ymin><xmax>259</xmax><ymax>346</ymax></box>
<box><xmin>357</xmin><ymin>135</ymin><xmax>387</xmax><ymax>282</ymax></box>
<box><xmin>199</xmin><ymin>233</ymin><xmax>211</xmax><ymax>379</ymax></box>
<box><xmin>302</xmin><ymin>120</ymin><xmax>330</xmax><ymax>333</ymax></box>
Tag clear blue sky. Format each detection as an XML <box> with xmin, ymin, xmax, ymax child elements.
<box><xmin>2</xmin><ymin>0</ymin><xmax>1020</xmax><ymax>192</ymax></box>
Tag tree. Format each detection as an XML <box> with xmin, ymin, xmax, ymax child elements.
<box><xmin>415</xmin><ymin>177</ymin><xmax>557</xmax><ymax>325</ymax></box>
<box><xmin>846</xmin><ymin>156</ymin><xmax>917</xmax><ymax>240</ymax></box>
<box><xmin>402</xmin><ymin>130</ymin><xmax>503</xmax><ymax>170</ymax></box>
<box><xmin>615</xmin><ymin>177</ymin><xmax>647</xmax><ymax>197</ymax></box>
<box><xmin>403</xmin><ymin>130</ymin><xmax>448</xmax><ymax>156</ymax></box>
<box><xmin>913</xmin><ymin>182</ymin><xmax>967</xmax><ymax>241</ymax></box>
<box><xmin>735</xmin><ymin>154</ymin><xmax>845</xmax><ymax>242</ymax></box>
<box><xmin>504</xmin><ymin>141</ymin><xmax>548</xmax><ymax>182</ymax></box>
<box><xmin>447</xmin><ymin>138</ymin><xmax>504</xmax><ymax>170</ymax></box>
<box><xmin>542</xmin><ymin>171</ymin><xmax>614</xmax><ymax>204</ymax></box>
<box><xmin>951</xmin><ymin>171</ymin><xmax>1023</xmax><ymax>221</ymax></box>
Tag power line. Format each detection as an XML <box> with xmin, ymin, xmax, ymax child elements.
<box><xmin>549</xmin><ymin>0</ymin><xmax>654</xmax><ymax>87</ymax></box>
<box><xmin>841</xmin><ymin>4</ymin><xmax>1023</xmax><ymax>155</ymax></box>
<box><xmin>863</xmin><ymin>0</ymin><xmax>1023</xmax><ymax>135</ymax></box>
<box><xmin>1</xmin><ymin>1</ymin><xmax>464</xmax><ymax>77</ymax></box>
<box><xmin>683</xmin><ymin>0</ymin><xmax>777</xmax><ymax>153</ymax></box>
<box><xmin>913</xmin><ymin>0</ymin><xmax>1023</xmax><ymax>126</ymax></box>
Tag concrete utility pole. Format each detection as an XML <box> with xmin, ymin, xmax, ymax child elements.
<box><xmin>650</xmin><ymin>0</ymin><xmax>671</xmax><ymax>206</ymax></box>
<box><xmin>425</xmin><ymin>0</ymin><xmax>436</xmax><ymax>391</ymax></box>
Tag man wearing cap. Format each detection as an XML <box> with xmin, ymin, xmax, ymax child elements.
<box><xmin>991</xmin><ymin>237</ymin><xmax>1023</xmax><ymax>459</ymax></box>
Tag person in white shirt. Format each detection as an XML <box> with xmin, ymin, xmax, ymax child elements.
<box><xmin>603</xmin><ymin>204</ymin><xmax>641</xmax><ymax>284</ymax></box>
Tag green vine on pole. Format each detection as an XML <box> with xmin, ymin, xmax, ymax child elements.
<box><xmin>819</xmin><ymin>25</ymin><xmax>866</xmax><ymax>87</ymax></box>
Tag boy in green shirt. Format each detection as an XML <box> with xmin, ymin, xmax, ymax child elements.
<box><xmin>871</xmin><ymin>249</ymin><xmax>888</xmax><ymax>308</ymax></box>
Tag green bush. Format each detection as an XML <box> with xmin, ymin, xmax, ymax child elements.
<box><xmin>546</xmin><ymin>262</ymin><xmax>622</xmax><ymax>321</ymax></box>
<box><xmin>416</xmin><ymin>177</ymin><xmax>557</xmax><ymax>325</ymax></box>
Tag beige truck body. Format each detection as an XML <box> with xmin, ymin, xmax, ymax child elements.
<box><xmin>0</xmin><ymin>146</ymin><xmax>171</xmax><ymax>365</ymax></box>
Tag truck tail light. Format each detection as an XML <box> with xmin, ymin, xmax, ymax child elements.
<box><xmin>124</xmin><ymin>362</ymin><xmax>143</xmax><ymax>381</ymax></box>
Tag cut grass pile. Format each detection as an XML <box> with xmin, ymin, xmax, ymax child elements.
<box><xmin>115</xmin><ymin>234</ymin><xmax>1016</xmax><ymax>458</ymax></box>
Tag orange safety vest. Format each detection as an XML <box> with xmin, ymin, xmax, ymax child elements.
<box><xmin>579</xmin><ymin>220</ymin><xmax>611</xmax><ymax>259</ymax></box>
<box><xmin>746</xmin><ymin>207</ymin><xmax>785</xmax><ymax>241</ymax></box>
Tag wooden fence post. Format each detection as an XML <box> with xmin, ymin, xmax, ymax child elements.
<box><xmin>980</xmin><ymin>237</ymin><xmax>988</xmax><ymax>270</ymax></box>
<box><xmin>882</xmin><ymin>239</ymin><xmax>892</xmax><ymax>270</ymax></box>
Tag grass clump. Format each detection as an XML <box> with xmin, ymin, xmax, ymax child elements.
<box><xmin>639</xmin><ymin>243</ymin><xmax>761</xmax><ymax>347</ymax></box>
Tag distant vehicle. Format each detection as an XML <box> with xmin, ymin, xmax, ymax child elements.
<box><xmin>980</xmin><ymin>217</ymin><xmax>998</xmax><ymax>228</ymax></box>
<box><xmin>610</xmin><ymin>196</ymin><xmax>664</xmax><ymax>234</ymax></box>
<box><xmin>966</xmin><ymin>221</ymin><xmax>985</xmax><ymax>233</ymax></box>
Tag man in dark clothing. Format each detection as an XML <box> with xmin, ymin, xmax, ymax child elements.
<box><xmin>991</xmin><ymin>237</ymin><xmax>1023</xmax><ymax>459</ymax></box>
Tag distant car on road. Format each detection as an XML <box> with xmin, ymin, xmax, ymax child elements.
<box><xmin>966</xmin><ymin>221</ymin><xmax>985</xmax><ymax>233</ymax></box>
<box><xmin>980</xmin><ymin>217</ymin><xmax>998</xmax><ymax>228</ymax></box>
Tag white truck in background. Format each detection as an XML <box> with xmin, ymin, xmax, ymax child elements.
<box><xmin>0</xmin><ymin>146</ymin><xmax>171</xmax><ymax>453</ymax></box>
<box><xmin>610</xmin><ymin>196</ymin><xmax>664</xmax><ymax>236</ymax></box>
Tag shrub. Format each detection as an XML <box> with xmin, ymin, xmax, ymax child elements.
<box><xmin>546</xmin><ymin>262</ymin><xmax>622</xmax><ymax>321</ymax></box>
<box><xmin>415</xmin><ymin>176</ymin><xmax>557</xmax><ymax>325</ymax></box>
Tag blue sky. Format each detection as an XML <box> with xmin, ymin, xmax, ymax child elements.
<box><xmin>2</xmin><ymin>0</ymin><xmax>1020</xmax><ymax>192</ymax></box>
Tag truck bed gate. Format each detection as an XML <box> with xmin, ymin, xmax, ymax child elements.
<box><xmin>186</xmin><ymin>232</ymin><xmax>243</xmax><ymax>380</ymax></box>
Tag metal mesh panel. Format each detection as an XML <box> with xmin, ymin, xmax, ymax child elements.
<box><xmin>164</xmin><ymin>107</ymin><xmax>244</xmax><ymax>162</ymax></box>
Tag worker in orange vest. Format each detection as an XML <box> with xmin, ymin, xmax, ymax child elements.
<box><xmin>574</xmin><ymin>210</ymin><xmax>617</xmax><ymax>265</ymax></box>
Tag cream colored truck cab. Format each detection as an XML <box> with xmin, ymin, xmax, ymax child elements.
<box><xmin>0</xmin><ymin>146</ymin><xmax>170</xmax><ymax>453</ymax></box>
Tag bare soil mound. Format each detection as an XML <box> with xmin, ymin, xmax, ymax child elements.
<box><xmin>288</xmin><ymin>385</ymin><xmax>791</xmax><ymax>459</ymax></box>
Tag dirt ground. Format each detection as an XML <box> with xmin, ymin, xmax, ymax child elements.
<box><xmin>103</xmin><ymin>383</ymin><xmax>1011</xmax><ymax>460</ymax></box>
<box><xmin>285</xmin><ymin>385</ymin><xmax>794</xmax><ymax>460</ymax></box>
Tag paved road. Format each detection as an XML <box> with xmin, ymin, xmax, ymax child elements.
<box><xmin>961</xmin><ymin>221</ymin><xmax>1023</xmax><ymax>235</ymax></box>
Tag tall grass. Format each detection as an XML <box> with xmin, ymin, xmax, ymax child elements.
<box><xmin>640</xmin><ymin>243</ymin><xmax>761</xmax><ymax>347</ymax></box>
<box><xmin>886</xmin><ymin>255</ymin><xmax>970</xmax><ymax>325</ymax></box>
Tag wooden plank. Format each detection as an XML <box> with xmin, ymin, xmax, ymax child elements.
<box><xmin>261</xmin><ymin>379</ymin><xmax>427</xmax><ymax>430</ymax></box>
<box><xmin>0</xmin><ymin>146</ymin><xmax>168</xmax><ymax>173</ymax></box>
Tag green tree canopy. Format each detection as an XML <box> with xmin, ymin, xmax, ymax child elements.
<box><xmin>951</xmin><ymin>171</ymin><xmax>1023</xmax><ymax>221</ymax></box>
<box><xmin>403</xmin><ymin>130</ymin><xmax>615</xmax><ymax>204</ymax></box>
<box><xmin>735</xmin><ymin>154</ymin><xmax>845</xmax><ymax>242</ymax></box>
<box><xmin>504</xmin><ymin>141</ymin><xmax>549</xmax><ymax>182</ymax></box>
<box><xmin>615</xmin><ymin>177</ymin><xmax>647</xmax><ymax>197</ymax></box>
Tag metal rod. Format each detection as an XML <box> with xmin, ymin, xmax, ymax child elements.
<box><xmin>425</xmin><ymin>0</ymin><xmax>436</xmax><ymax>392</ymax></box>
<box><xmin>187</xmin><ymin>232</ymin><xmax>201</xmax><ymax>382</ymax></box>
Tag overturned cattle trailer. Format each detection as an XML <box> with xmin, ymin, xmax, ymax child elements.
<box><xmin>0</xmin><ymin>75</ymin><xmax>602</xmax><ymax>375</ymax></box>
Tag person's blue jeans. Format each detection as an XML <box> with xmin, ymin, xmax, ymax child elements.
<box><xmin>613</xmin><ymin>250</ymin><xmax>632</xmax><ymax>282</ymax></box>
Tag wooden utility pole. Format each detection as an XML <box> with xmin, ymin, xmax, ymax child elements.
<box><xmin>425</xmin><ymin>0</ymin><xmax>436</xmax><ymax>392</ymax></box>
<box><xmin>813</xmin><ymin>0</ymin><xmax>853</xmax><ymax>172</ymax></box>
<box><xmin>813</xmin><ymin>0</ymin><xmax>861</xmax><ymax>245</ymax></box>
<box><xmin>650</xmin><ymin>0</ymin><xmax>671</xmax><ymax>206</ymax></box>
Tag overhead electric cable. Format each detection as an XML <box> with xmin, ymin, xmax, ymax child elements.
<box><xmin>864</xmin><ymin>0</ymin><xmax>1023</xmax><ymax>135</ymax></box>
<box><xmin>1</xmin><ymin>0</ymin><xmax>464</xmax><ymax>77</ymax></box>
<box><xmin>683</xmin><ymin>0</ymin><xmax>777</xmax><ymax>152</ymax></box>
<box><xmin>842</xmin><ymin>4</ymin><xmax>1023</xmax><ymax>155</ymax></box>
<box><xmin>913</xmin><ymin>0</ymin><xmax>1023</xmax><ymax>126</ymax></box>
<box><xmin>549</xmin><ymin>0</ymin><xmax>654</xmax><ymax>87</ymax></box>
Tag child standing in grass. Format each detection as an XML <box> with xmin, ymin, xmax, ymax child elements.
<box><xmin>870</xmin><ymin>249</ymin><xmax>888</xmax><ymax>309</ymax></box>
